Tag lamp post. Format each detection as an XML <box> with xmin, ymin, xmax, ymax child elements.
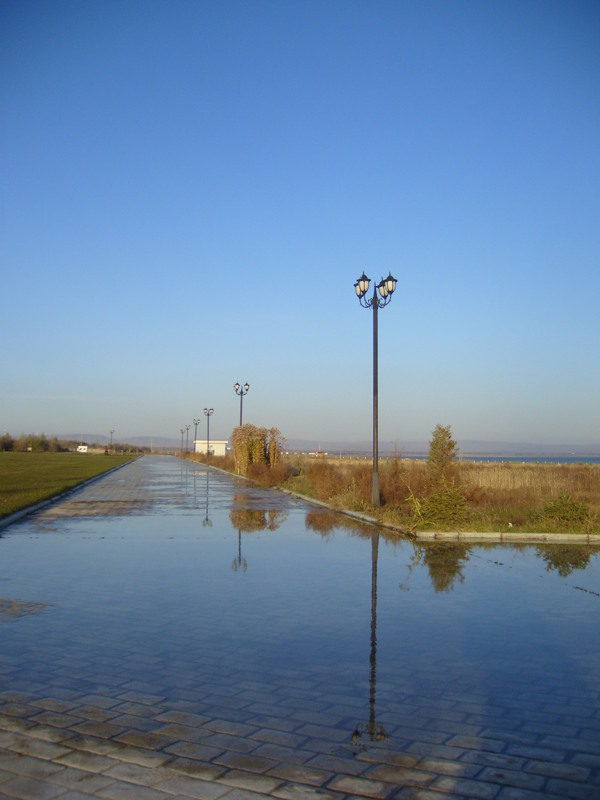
<box><xmin>233</xmin><ymin>382</ymin><xmax>250</xmax><ymax>426</ymax></box>
<box><xmin>354</xmin><ymin>271</ymin><xmax>397</xmax><ymax>507</ymax></box>
<box><xmin>203</xmin><ymin>407</ymin><xmax>214</xmax><ymax>456</ymax></box>
<box><xmin>109</xmin><ymin>429</ymin><xmax>114</xmax><ymax>449</ymax></box>
<box><xmin>193</xmin><ymin>418</ymin><xmax>200</xmax><ymax>450</ymax></box>
<box><xmin>185</xmin><ymin>424</ymin><xmax>191</xmax><ymax>452</ymax></box>
<box><xmin>180</xmin><ymin>428</ymin><xmax>185</xmax><ymax>454</ymax></box>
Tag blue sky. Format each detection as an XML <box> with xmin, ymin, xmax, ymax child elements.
<box><xmin>2</xmin><ymin>0</ymin><xmax>599</xmax><ymax>447</ymax></box>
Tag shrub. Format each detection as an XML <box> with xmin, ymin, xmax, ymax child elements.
<box><xmin>379</xmin><ymin>458</ymin><xmax>406</xmax><ymax>505</ymax></box>
<box><xmin>304</xmin><ymin>461</ymin><xmax>349</xmax><ymax>500</ymax></box>
<box><xmin>231</xmin><ymin>424</ymin><xmax>285</xmax><ymax>476</ymax></box>
<box><xmin>0</xmin><ymin>433</ymin><xmax>14</xmax><ymax>451</ymax></box>
<box><xmin>421</xmin><ymin>479</ymin><xmax>467</xmax><ymax>527</ymax></box>
<box><xmin>543</xmin><ymin>493</ymin><xmax>589</xmax><ymax>524</ymax></box>
<box><xmin>380</xmin><ymin>458</ymin><xmax>429</xmax><ymax>511</ymax></box>
<box><xmin>247</xmin><ymin>461</ymin><xmax>292</xmax><ymax>487</ymax></box>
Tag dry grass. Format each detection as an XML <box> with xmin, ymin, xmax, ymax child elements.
<box><xmin>458</xmin><ymin>462</ymin><xmax>600</xmax><ymax>526</ymax></box>
<box><xmin>459</xmin><ymin>461</ymin><xmax>599</xmax><ymax>496</ymax></box>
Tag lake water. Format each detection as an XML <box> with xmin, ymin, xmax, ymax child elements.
<box><xmin>1</xmin><ymin>455</ymin><xmax>599</xmax><ymax>798</ymax></box>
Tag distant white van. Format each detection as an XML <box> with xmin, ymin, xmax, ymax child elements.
<box><xmin>76</xmin><ymin>445</ymin><xmax>88</xmax><ymax>453</ymax></box>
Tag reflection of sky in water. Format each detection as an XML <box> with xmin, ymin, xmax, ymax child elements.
<box><xmin>1</xmin><ymin>457</ymin><xmax>598</xmax><ymax>741</ymax></box>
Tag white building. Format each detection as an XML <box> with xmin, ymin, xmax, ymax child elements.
<box><xmin>194</xmin><ymin>439</ymin><xmax>228</xmax><ymax>457</ymax></box>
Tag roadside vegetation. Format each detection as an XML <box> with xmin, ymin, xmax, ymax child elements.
<box><xmin>0</xmin><ymin>450</ymin><xmax>138</xmax><ymax>520</ymax></box>
<box><xmin>1</xmin><ymin>432</ymin><xmax>149</xmax><ymax>454</ymax></box>
<box><xmin>186</xmin><ymin>423</ymin><xmax>600</xmax><ymax>535</ymax></box>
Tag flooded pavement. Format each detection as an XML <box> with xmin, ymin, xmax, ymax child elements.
<box><xmin>0</xmin><ymin>455</ymin><xmax>599</xmax><ymax>799</ymax></box>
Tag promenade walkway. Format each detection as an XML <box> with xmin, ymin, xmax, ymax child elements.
<box><xmin>0</xmin><ymin>456</ymin><xmax>598</xmax><ymax>799</ymax></box>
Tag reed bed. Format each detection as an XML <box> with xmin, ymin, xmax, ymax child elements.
<box><xmin>459</xmin><ymin>461</ymin><xmax>599</xmax><ymax>496</ymax></box>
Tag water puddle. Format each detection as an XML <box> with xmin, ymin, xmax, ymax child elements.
<box><xmin>0</xmin><ymin>455</ymin><xmax>598</xmax><ymax>797</ymax></box>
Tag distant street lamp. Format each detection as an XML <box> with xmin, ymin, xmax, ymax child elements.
<box><xmin>354</xmin><ymin>271</ymin><xmax>397</xmax><ymax>506</ymax></box>
<box><xmin>233</xmin><ymin>382</ymin><xmax>250</xmax><ymax>426</ymax></box>
<box><xmin>110</xmin><ymin>429</ymin><xmax>114</xmax><ymax>449</ymax></box>
<box><xmin>185</xmin><ymin>424</ymin><xmax>191</xmax><ymax>452</ymax></box>
<box><xmin>193</xmin><ymin>418</ymin><xmax>200</xmax><ymax>448</ymax></box>
<box><xmin>180</xmin><ymin>428</ymin><xmax>185</xmax><ymax>453</ymax></box>
<box><xmin>203</xmin><ymin>407</ymin><xmax>214</xmax><ymax>456</ymax></box>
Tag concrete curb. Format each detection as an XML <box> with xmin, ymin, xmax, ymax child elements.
<box><xmin>276</xmin><ymin>488</ymin><xmax>600</xmax><ymax>544</ymax></box>
<box><xmin>407</xmin><ymin>530</ymin><xmax>600</xmax><ymax>544</ymax></box>
<box><xmin>268</xmin><ymin>489</ymin><xmax>600</xmax><ymax>545</ymax></box>
<box><xmin>0</xmin><ymin>459</ymin><xmax>137</xmax><ymax>532</ymax></box>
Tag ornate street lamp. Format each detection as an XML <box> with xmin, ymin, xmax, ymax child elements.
<box><xmin>203</xmin><ymin>407</ymin><xmax>214</xmax><ymax>456</ymax></box>
<box><xmin>180</xmin><ymin>428</ymin><xmax>185</xmax><ymax>454</ymax></box>
<box><xmin>193</xmin><ymin>418</ymin><xmax>200</xmax><ymax>449</ymax></box>
<box><xmin>185</xmin><ymin>424</ymin><xmax>190</xmax><ymax>452</ymax></box>
<box><xmin>354</xmin><ymin>271</ymin><xmax>397</xmax><ymax>506</ymax></box>
<box><xmin>233</xmin><ymin>382</ymin><xmax>250</xmax><ymax>426</ymax></box>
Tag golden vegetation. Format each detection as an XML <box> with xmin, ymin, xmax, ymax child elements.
<box><xmin>230</xmin><ymin>424</ymin><xmax>283</xmax><ymax>476</ymax></box>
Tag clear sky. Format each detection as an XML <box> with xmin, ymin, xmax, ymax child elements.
<box><xmin>2</xmin><ymin>0</ymin><xmax>599</xmax><ymax>447</ymax></box>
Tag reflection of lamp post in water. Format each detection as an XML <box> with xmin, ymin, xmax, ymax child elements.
<box><xmin>203</xmin><ymin>407</ymin><xmax>214</xmax><ymax>456</ymax></box>
<box><xmin>353</xmin><ymin>530</ymin><xmax>388</xmax><ymax>742</ymax></box>
<box><xmin>202</xmin><ymin>471</ymin><xmax>211</xmax><ymax>527</ymax></box>
<box><xmin>232</xmin><ymin>531</ymin><xmax>247</xmax><ymax>572</ymax></box>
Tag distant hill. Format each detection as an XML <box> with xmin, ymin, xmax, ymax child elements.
<box><xmin>54</xmin><ymin>433</ymin><xmax>599</xmax><ymax>458</ymax></box>
<box><xmin>285</xmin><ymin>438</ymin><xmax>600</xmax><ymax>458</ymax></box>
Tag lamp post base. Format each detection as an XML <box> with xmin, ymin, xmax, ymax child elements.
<box><xmin>371</xmin><ymin>471</ymin><xmax>380</xmax><ymax>507</ymax></box>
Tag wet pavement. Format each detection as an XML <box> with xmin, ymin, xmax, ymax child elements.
<box><xmin>0</xmin><ymin>455</ymin><xmax>599</xmax><ymax>799</ymax></box>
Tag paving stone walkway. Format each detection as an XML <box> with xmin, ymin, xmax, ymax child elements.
<box><xmin>0</xmin><ymin>456</ymin><xmax>598</xmax><ymax>799</ymax></box>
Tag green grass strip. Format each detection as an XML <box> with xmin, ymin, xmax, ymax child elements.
<box><xmin>0</xmin><ymin>452</ymin><xmax>138</xmax><ymax>519</ymax></box>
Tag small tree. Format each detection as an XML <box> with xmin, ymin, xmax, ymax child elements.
<box><xmin>427</xmin><ymin>424</ymin><xmax>458</xmax><ymax>485</ymax></box>
<box><xmin>422</xmin><ymin>424</ymin><xmax>465</xmax><ymax>528</ymax></box>
<box><xmin>0</xmin><ymin>433</ymin><xmax>14</xmax><ymax>451</ymax></box>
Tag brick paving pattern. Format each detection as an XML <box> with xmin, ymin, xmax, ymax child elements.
<box><xmin>0</xmin><ymin>457</ymin><xmax>598</xmax><ymax>799</ymax></box>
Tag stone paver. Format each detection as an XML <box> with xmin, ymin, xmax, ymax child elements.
<box><xmin>0</xmin><ymin>456</ymin><xmax>598</xmax><ymax>799</ymax></box>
